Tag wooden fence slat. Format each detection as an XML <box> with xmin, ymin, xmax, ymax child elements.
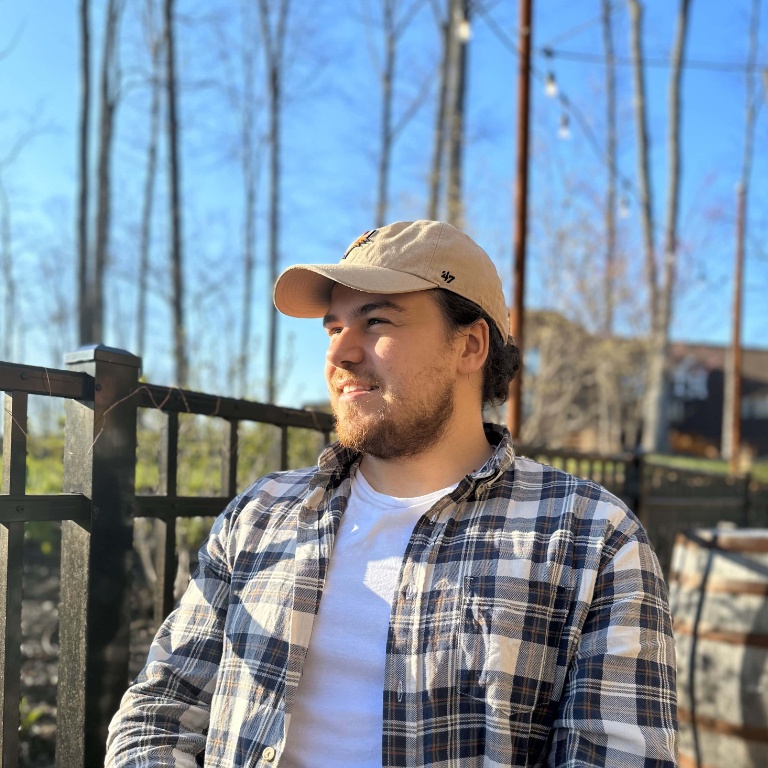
<box><xmin>155</xmin><ymin>413</ymin><xmax>179</xmax><ymax>625</ymax></box>
<box><xmin>0</xmin><ymin>522</ymin><xmax>23</xmax><ymax>768</ymax></box>
<box><xmin>1</xmin><ymin>391</ymin><xmax>27</xmax><ymax>768</ymax></box>
<box><xmin>223</xmin><ymin>419</ymin><xmax>239</xmax><ymax>498</ymax></box>
<box><xmin>280</xmin><ymin>425</ymin><xmax>289</xmax><ymax>471</ymax></box>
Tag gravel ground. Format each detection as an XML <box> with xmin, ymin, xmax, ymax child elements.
<box><xmin>18</xmin><ymin>555</ymin><xmax>156</xmax><ymax>768</ymax></box>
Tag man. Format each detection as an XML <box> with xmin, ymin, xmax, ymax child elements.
<box><xmin>107</xmin><ymin>220</ymin><xmax>677</xmax><ymax>767</ymax></box>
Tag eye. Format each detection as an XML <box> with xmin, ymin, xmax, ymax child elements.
<box><xmin>367</xmin><ymin>317</ymin><xmax>387</xmax><ymax>327</ymax></box>
<box><xmin>325</xmin><ymin>326</ymin><xmax>342</xmax><ymax>337</ymax></box>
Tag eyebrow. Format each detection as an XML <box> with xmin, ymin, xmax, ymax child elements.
<box><xmin>322</xmin><ymin>299</ymin><xmax>407</xmax><ymax>327</ymax></box>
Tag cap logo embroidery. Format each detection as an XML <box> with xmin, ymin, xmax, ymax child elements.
<box><xmin>441</xmin><ymin>270</ymin><xmax>455</xmax><ymax>284</ymax></box>
<box><xmin>343</xmin><ymin>229</ymin><xmax>377</xmax><ymax>259</ymax></box>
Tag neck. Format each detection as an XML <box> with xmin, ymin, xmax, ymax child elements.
<box><xmin>358</xmin><ymin>417</ymin><xmax>493</xmax><ymax>497</ymax></box>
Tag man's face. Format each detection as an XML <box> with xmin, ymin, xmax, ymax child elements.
<box><xmin>323</xmin><ymin>285</ymin><xmax>460</xmax><ymax>460</ymax></box>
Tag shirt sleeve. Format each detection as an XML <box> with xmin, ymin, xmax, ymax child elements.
<box><xmin>548</xmin><ymin>523</ymin><xmax>678</xmax><ymax>767</ymax></box>
<box><xmin>105</xmin><ymin>504</ymin><xmax>236</xmax><ymax>768</ymax></box>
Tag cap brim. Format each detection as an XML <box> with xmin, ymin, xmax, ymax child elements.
<box><xmin>273</xmin><ymin>264</ymin><xmax>437</xmax><ymax>318</ymax></box>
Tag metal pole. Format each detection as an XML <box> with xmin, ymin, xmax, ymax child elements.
<box><xmin>507</xmin><ymin>0</ymin><xmax>533</xmax><ymax>439</ymax></box>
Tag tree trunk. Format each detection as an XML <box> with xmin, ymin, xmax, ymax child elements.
<box><xmin>164</xmin><ymin>0</ymin><xmax>188</xmax><ymax>386</ymax></box>
<box><xmin>92</xmin><ymin>0</ymin><xmax>124</xmax><ymax>345</ymax></box>
<box><xmin>77</xmin><ymin>0</ymin><xmax>92</xmax><ymax>344</ymax></box>
<box><xmin>446</xmin><ymin>0</ymin><xmax>468</xmax><ymax>228</ymax></box>
<box><xmin>265</xmin><ymin>64</ymin><xmax>281</xmax><ymax>403</ymax></box>
<box><xmin>258</xmin><ymin>0</ymin><xmax>291</xmax><ymax>403</ymax></box>
<box><xmin>376</xmin><ymin>0</ymin><xmax>396</xmax><ymax>228</ymax></box>
<box><xmin>0</xmin><ymin>181</ymin><xmax>13</xmax><ymax>360</ymax></box>
<box><xmin>598</xmin><ymin>0</ymin><xmax>619</xmax><ymax>451</ymax></box>
<box><xmin>641</xmin><ymin>0</ymin><xmax>691</xmax><ymax>453</ymax></box>
<box><xmin>239</xmin><ymin>1</ymin><xmax>259</xmax><ymax>398</ymax></box>
<box><xmin>137</xmin><ymin>0</ymin><xmax>162</xmax><ymax>362</ymax></box>
<box><xmin>427</xmin><ymin>0</ymin><xmax>452</xmax><ymax>221</ymax></box>
<box><xmin>722</xmin><ymin>0</ymin><xmax>760</xmax><ymax>466</ymax></box>
<box><xmin>627</xmin><ymin>0</ymin><xmax>657</xmax><ymax>326</ymax></box>
<box><xmin>602</xmin><ymin>0</ymin><xmax>617</xmax><ymax>337</ymax></box>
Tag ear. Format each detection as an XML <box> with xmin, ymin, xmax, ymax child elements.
<box><xmin>456</xmin><ymin>319</ymin><xmax>490</xmax><ymax>375</ymax></box>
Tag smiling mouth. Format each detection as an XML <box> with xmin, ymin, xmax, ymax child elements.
<box><xmin>341</xmin><ymin>384</ymin><xmax>380</xmax><ymax>395</ymax></box>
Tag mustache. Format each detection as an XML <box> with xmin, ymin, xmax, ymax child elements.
<box><xmin>329</xmin><ymin>370</ymin><xmax>381</xmax><ymax>391</ymax></box>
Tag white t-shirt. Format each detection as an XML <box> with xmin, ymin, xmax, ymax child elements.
<box><xmin>280</xmin><ymin>470</ymin><xmax>456</xmax><ymax>768</ymax></box>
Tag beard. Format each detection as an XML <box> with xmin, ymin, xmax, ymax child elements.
<box><xmin>330</xmin><ymin>365</ymin><xmax>456</xmax><ymax>460</ymax></box>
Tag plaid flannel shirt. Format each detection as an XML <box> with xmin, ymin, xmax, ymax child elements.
<box><xmin>106</xmin><ymin>424</ymin><xmax>677</xmax><ymax>767</ymax></box>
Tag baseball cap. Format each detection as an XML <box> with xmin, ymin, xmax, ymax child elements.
<box><xmin>273</xmin><ymin>220</ymin><xmax>510</xmax><ymax>338</ymax></box>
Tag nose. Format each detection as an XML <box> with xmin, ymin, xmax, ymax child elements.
<box><xmin>326</xmin><ymin>327</ymin><xmax>365</xmax><ymax>369</ymax></box>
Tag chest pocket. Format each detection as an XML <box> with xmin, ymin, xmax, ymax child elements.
<box><xmin>458</xmin><ymin>576</ymin><xmax>571</xmax><ymax>716</ymax></box>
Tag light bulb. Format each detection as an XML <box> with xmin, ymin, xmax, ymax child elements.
<box><xmin>545</xmin><ymin>72</ymin><xmax>557</xmax><ymax>98</ymax></box>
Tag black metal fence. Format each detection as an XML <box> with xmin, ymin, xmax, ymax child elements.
<box><xmin>1</xmin><ymin>346</ymin><xmax>335</xmax><ymax>768</ymax></box>
<box><xmin>2</xmin><ymin>346</ymin><xmax>767</xmax><ymax>767</ymax></box>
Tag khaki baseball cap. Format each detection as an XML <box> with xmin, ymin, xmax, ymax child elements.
<box><xmin>273</xmin><ymin>220</ymin><xmax>510</xmax><ymax>338</ymax></box>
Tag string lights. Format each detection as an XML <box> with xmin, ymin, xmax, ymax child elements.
<box><xmin>545</xmin><ymin>71</ymin><xmax>558</xmax><ymax>97</ymax></box>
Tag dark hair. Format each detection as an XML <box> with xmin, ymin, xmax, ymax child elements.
<box><xmin>431</xmin><ymin>289</ymin><xmax>520</xmax><ymax>407</ymax></box>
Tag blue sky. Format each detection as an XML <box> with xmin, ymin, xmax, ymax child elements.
<box><xmin>2</xmin><ymin>1</ymin><xmax>767</xmax><ymax>407</ymax></box>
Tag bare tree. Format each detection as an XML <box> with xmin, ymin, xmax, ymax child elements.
<box><xmin>427</xmin><ymin>0</ymin><xmax>452</xmax><ymax>220</ymax></box>
<box><xmin>238</xmin><ymin>0</ymin><xmax>262</xmax><ymax>398</ymax></box>
<box><xmin>628</xmin><ymin>0</ymin><xmax>693</xmax><ymax>453</ymax></box>
<box><xmin>377</xmin><ymin>0</ymin><xmax>397</xmax><ymax>227</ymax></box>
<box><xmin>445</xmin><ymin>0</ymin><xmax>469</xmax><ymax>228</ymax></box>
<box><xmin>597</xmin><ymin>0</ymin><xmax>621</xmax><ymax>451</ymax></box>
<box><xmin>522</xmin><ymin>310</ymin><xmax>645</xmax><ymax>451</ymax></box>
<box><xmin>257</xmin><ymin>0</ymin><xmax>291</xmax><ymax>403</ymax></box>
<box><xmin>0</xmin><ymin>111</ymin><xmax>48</xmax><ymax>359</ymax></box>
<box><xmin>136</xmin><ymin>0</ymin><xmax>164</xmax><ymax>362</ymax></box>
<box><xmin>0</xmin><ymin>180</ymin><xmax>13</xmax><ymax>360</ymax></box>
<box><xmin>77</xmin><ymin>0</ymin><xmax>92</xmax><ymax>343</ymax></box>
<box><xmin>601</xmin><ymin>0</ymin><xmax>617</xmax><ymax>336</ymax></box>
<box><xmin>164</xmin><ymin>0</ymin><xmax>188</xmax><ymax>386</ymax></box>
<box><xmin>207</xmin><ymin>4</ymin><xmax>265</xmax><ymax>397</ymax></box>
<box><xmin>369</xmin><ymin>0</ymin><xmax>429</xmax><ymax>227</ymax></box>
<box><xmin>627</xmin><ymin>0</ymin><xmax>656</xmax><ymax>323</ymax></box>
<box><xmin>92</xmin><ymin>0</ymin><xmax>126</xmax><ymax>343</ymax></box>
<box><xmin>722</xmin><ymin>0</ymin><xmax>762</xmax><ymax>465</ymax></box>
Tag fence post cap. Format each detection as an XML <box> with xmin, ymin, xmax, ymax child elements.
<box><xmin>64</xmin><ymin>344</ymin><xmax>142</xmax><ymax>369</ymax></box>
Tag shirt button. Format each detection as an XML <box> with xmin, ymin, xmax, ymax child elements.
<box><xmin>262</xmin><ymin>746</ymin><xmax>276</xmax><ymax>762</ymax></box>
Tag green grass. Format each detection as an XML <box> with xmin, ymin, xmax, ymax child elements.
<box><xmin>646</xmin><ymin>454</ymin><xmax>730</xmax><ymax>475</ymax></box>
<box><xmin>647</xmin><ymin>453</ymin><xmax>768</xmax><ymax>483</ymax></box>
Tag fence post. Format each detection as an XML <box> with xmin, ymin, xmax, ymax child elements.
<box><xmin>1</xmin><ymin>392</ymin><xmax>27</xmax><ymax>768</ymax></box>
<box><xmin>743</xmin><ymin>472</ymin><xmax>753</xmax><ymax>527</ymax></box>
<box><xmin>57</xmin><ymin>345</ymin><xmax>140</xmax><ymax>768</ymax></box>
<box><xmin>623</xmin><ymin>450</ymin><xmax>646</xmax><ymax>521</ymax></box>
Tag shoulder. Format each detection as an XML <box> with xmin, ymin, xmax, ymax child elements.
<box><xmin>509</xmin><ymin>454</ymin><xmax>640</xmax><ymax>530</ymax></box>
<box><xmin>206</xmin><ymin>464</ymin><xmax>323</xmax><ymax>545</ymax></box>
<box><xmin>238</xmin><ymin>465</ymin><xmax>322</xmax><ymax>508</ymax></box>
<box><xmin>489</xmin><ymin>455</ymin><xmax>655</xmax><ymax>577</ymax></box>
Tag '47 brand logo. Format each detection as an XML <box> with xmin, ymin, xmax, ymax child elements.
<box><xmin>441</xmin><ymin>270</ymin><xmax>455</xmax><ymax>283</ymax></box>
